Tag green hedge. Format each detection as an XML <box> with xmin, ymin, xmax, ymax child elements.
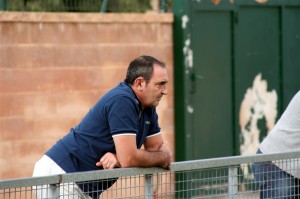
<box><xmin>4</xmin><ymin>0</ymin><xmax>155</xmax><ymax>12</ymax></box>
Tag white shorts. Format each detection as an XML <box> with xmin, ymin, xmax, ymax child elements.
<box><xmin>32</xmin><ymin>155</ymin><xmax>91</xmax><ymax>199</ymax></box>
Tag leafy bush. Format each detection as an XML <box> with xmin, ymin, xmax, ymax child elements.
<box><xmin>6</xmin><ymin>0</ymin><xmax>153</xmax><ymax>13</ymax></box>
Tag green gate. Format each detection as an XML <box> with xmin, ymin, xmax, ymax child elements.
<box><xmin>174</xmin><ymin>0</ymin><xmax>300</xmax><ymax>162</ymax></box>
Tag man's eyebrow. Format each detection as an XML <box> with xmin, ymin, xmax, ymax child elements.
<box><xmin>156</xmin><ymin>80</ymin><xmax>168</xmax><ymax>84</ymax></box>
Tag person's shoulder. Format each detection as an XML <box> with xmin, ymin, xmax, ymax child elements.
<box><xmin>101</xmin><ymin>82</ymin><xmax>137</xmax><ymax>105</ymax></box>
<box><xmin>107</xmin><ymin>82</ymin><xmax>134</xmax><ymax>98</ymax></box>
<box><xmin>294</xmin><ymin>91</ymin><xmax>300</xmax><ymax>99</ymax></box>
<box><xmin>288</xmin><ymin>90</ymin><xmax>300</xmax><ymax>106</ymax></box>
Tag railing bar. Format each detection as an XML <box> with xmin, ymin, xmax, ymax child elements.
<box><xmin>228</xmin><ymin>166</ymin><xmax>238</xmax><ymax>199</ymax></box>
<box><xmin>1</xmin><ymin>151</ymin><xmax>300</xmax><ymax>189</ymax></box>
<box><xmin>0</xmin><ymin>175</ymin><xmax>60</xmax><ymax>189</ymax></box>
<box><xmin>171</xmin><ymin>151</ymin><xmax>300</xmax><ymax>171</ymax></box>
<box><xmin>144</xmin><ymin>174</ymin><xmax>153</xmax><ymax>199</ymax></box>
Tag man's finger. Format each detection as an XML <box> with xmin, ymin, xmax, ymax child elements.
<box><xmin>96</xmin><ymin>161</ymin><xmax>103</xmax><ymax>167</ymax></box>
<box><xmin>108</xmin><ymin>161</ymin><xmax>115</xmax><ymax>169</ymax></box>
<box><xmin>100</xmin><ymin>155</ymin><xmax>107</xmax><ymax>163</ymax></box>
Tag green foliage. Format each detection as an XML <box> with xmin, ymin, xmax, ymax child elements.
<box><xmin>8</xmin><ymin>0</ymin><xmax>52</xmax><ymax>11</ymax></box>
<box><xmin>5</xmin><ymin>0</ymin><xmax>157</xmax><ymax>13</ymax></box>
<box><xmin>107</xmin><ymin>0</ymin><xmax>151</xmax><ymax>13</ymax></box>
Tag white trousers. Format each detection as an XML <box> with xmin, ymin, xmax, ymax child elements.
<box><xmin>32</xmin><ymin>155</ymin><xmax>92</xmax><ymax>199</ymax></box>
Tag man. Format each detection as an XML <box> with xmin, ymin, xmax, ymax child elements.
<box><xmin>252</xmin><ymin>90</ymin><xmax>300</xmax><ymax>198</ymax></box>
<box><xmin>32</xmin><ymin>55</ymin><xmax>172</xmax><ymax>199</ymax></box>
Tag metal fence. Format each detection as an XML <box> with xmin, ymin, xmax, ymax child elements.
<box><xmin>1</xmin><ymin>151</ymin><xmax>300</xmax><ymax>199</ymax></box>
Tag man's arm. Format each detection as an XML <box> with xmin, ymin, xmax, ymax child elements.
<box><xmin>143</xmin><ymin>134</ymin><xmax>164</xmax><ymax>152</ymax></box>
<box><xmin>144</xmin><ymin>134</ymin><xmax>172</xmax><ymax>169</ymax></box>
<box><xmin>113</xmin><ymin>134</ymin><xmax>171</xmax><ymax>169</ymax></box>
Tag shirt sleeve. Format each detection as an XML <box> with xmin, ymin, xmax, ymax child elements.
<box><xmin>260</xmin><ymin>90</ymin><xmax>300</xmax><ymax>154</ymax></box>
<box><xmin>107</xmin><ymin>96</ymin><xmax>139</xmax><ymax>137</ymax></box>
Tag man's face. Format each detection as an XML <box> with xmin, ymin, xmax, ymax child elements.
<box><xmin>140</xmin><ymin>64</ymin><xmax>168</xmax><ymax>108</ymax></box>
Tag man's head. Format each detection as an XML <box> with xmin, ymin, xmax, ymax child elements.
<box><xmin>125</xmin><ymin>55</ymin><xmax>168</xmax><ymax>108</ymax></box>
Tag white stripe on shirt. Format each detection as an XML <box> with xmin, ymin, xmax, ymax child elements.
<box><xmin>112</xmin><ymin>133</ymin><xmax>136</xmax><ymax>137</ymax></box>
<box><xmin>146</xmin><ymin>132</ymin><xmax>161</xmax><ymax>138</ymax></box>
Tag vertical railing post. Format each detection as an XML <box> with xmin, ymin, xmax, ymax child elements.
<box><xmin>50</xmin><ymin>184</ymin><xmax>60</xmax><ymax>199</ymax></box>
<box><xmin>0</xmin><ymin>0</ymin><xmax>7</xmax><ymax>11</ymax></box>
<box><xmin>145</xmin><ymin>174</ymin><xmax>153</xmax><ymax>199</ymax></box>
<box><xmin>228</xmin><ymin>166</ymin><xmax>238</xmax><ymax>199</ymax></box>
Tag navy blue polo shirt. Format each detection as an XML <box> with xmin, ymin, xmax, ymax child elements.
<box><xmin>46</xmin><ymin>82</ymin><xmax>161</xmax><ymax>173</ymax></box>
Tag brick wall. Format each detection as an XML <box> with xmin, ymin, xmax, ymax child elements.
<box><xmin>0</xmin><ymin>12</ymin><xmax>174</xmax><ymax>179</ymax></box>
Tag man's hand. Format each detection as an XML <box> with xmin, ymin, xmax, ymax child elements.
<box><xmin>113</xmin><ymin>134</ymin><xmax>172</xmax><ymax>169</ymax></box>
<box><xmin>96</xmin><ymin>152</ymin><xmax>120</xmax><ymax>170</ymax></box>
<box><xmin>158</xmin><ymin>141</ymin><xmax>172</xmax><ymax>169</ymax></box>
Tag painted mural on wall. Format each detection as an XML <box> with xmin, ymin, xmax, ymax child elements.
<box><xmin>239</xmin><ymin>73</ymin><xmax>278</xmax><ymax>176</ymax></box>
<box><xmin>239</xmin><ymin>73</ymin><xmax>278</xmax><ymax>156</ymax></box>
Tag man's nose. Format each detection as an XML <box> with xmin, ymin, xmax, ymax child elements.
<box><xmin>162</xmin><ymin>87</ymin><xmax>168</xmax><ymax>95</ymax></box>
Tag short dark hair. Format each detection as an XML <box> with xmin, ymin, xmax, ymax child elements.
<box><xmin>124</xmin><ymin>55</ymin><xmax>165</xmax><ymax>85</ymax></box>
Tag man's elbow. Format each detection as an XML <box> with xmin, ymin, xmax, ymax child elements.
<box><xmin>119</xmin><ymin>161</ymin><xmax>130</xmax><ymax>168</ymax></box>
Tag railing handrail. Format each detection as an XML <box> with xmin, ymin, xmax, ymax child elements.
<box><xmin>172</xmin><ymin>150</ymin><xmax>300</xmax><ymax>171</ymax></box>
<box><xmin>1</xmin><ymin>151</ymin><xmax>300</xmax><ymax>189</ymax></box>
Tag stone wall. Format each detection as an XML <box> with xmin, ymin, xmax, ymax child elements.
<box><xmin>0</xmin><ymin>12</ymin><xmax>174</xmax><ymax>179</ymax></box>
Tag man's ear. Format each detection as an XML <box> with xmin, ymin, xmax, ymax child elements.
<box><xmin>134</xmin><ymin>77</ymin><xmax>145</xmax><ymax>91</ymax></box>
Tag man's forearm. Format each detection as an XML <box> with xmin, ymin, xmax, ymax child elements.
<box><xmin>118</xmin><ymin>149</ymin><xmax>167</xmax><ymax>168</ymax></box>
<box><xmin>113</xmin><ymin>136</ymin><xmax>171</xmax><ymax>169</ymax></box>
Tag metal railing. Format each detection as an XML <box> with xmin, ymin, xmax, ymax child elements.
<box><xmin>1</xmin><ymin>151</ymin><xmax>300</xmax><ymax>198</ymax></box>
